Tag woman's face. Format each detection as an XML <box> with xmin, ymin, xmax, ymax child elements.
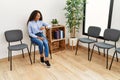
<box><xmin>34</xmin><ymin>13</ymin><xmax>41</xmax><ymax>21</ymax></box>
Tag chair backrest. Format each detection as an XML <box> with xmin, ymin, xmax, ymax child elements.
<box><xmin>88</xmin><ymin>26</ymin><xmax>101</xmax><ymax>38</ymax></box>
<box><xmin>4</xmin><ymin>30</ymin><xmax>23</xmax><ymax>42</ymax></box>
<box><xmin>104</xmin><ymin>29</ymin><xmax>120</xmax><ymax>42</ymax></box>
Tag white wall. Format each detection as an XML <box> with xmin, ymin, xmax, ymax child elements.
<box><xmin>0</xmin><ymin>0</ymin><xmax>120</xmax><ymax>59</ymax></box>
<box><xmin>0</xmin><ymin>0</ymin><xmax>66</xmax><ymax>59</ymax></box>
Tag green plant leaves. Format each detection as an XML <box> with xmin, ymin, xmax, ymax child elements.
<box><xmin>51</xmin><ymin>19</ymin><xmax>59</xmax><ymax>24</ymax></box>
<box><xmin>64</xmin><ymin>0</ymin><xmax>85</xmax><ymax>33</ymax></box>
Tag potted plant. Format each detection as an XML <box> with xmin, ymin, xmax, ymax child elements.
<box><xmin>51</xmin><ymin>19</ymin><xmax>59</xmax><ymax>26</ymax></box>
<box><xmin>64</xmin><ymin>0</ymin><xmax>85</xmax><ymax>38</ymax></box>
<box><xmin>64</xmin><ymin>0</ymin><xmax>85</xmax><ymax>47</ymax></box>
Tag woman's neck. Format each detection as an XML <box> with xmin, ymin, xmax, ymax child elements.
<box><xmin>34</xmin><ymin>20</ymin><xmax>39</xmax><ymax>22</ymax></box>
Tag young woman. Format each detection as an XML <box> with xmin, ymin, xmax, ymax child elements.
<box><xmin>27</xmin><ymin>10</ymin><xmax>51</xmax><ymax>67</ymax></box>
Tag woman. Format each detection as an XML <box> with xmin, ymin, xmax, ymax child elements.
<box><xmin>27</xmin><ymin>10</ymin><xmax>51</xmax><ymax>67</ymax></box>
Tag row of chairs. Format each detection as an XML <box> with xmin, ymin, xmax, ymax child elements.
<box><xmin>75</xmin><ymin>26</ymin><xmax>120</xmax><ymax>70</ymax></box>
<box><xmin>4</xmin><ymin>30</ymin><xmax>52</xmax><ymax>71</ymax></box>
<box><xmin>4</xmin><ymin>28</ymin><xmax>120</xmax><ymax>70</ymax></box>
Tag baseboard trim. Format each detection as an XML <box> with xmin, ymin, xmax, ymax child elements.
<box><xmin>0</xmin><ymin>45</ymin><xmax>119</xmax><ymax>62</ymax></box>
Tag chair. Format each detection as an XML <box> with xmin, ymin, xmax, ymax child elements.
<box><xmin>90</xmin><ymin>29</ymin><xmax>120</xmax><ymax>69</ymax></box>
<box><xmin>109</xmin><ymin>47</ymin><xmax>120</xmax><ymax>70</ymax></box>
<box><xmin>75</xmin><ymin>26</ymin><xmax>101</xmax><ymax>60</ymax></box>
<box><xmin>4</xmin><ymin>30</ymin><xmax>32</xmax><ymax>71</ymax></box>
<box><xmin>30</xmin><ymin>39</ymin><xmax>52</xmax><ymax>63</ymax></box>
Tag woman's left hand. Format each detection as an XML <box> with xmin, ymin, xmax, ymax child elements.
<box><xmin>40</xmin><ymin>26</ymin><xmax>45</xmax><ymax>30</ymax></box>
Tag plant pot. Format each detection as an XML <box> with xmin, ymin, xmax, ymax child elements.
<box><xmin>52</xmin><ymin>24</ymin><xmax>59</xmax><ymax>27</ymax></box>
<box><xmin>69</xmin><ymin>37</ymin><xmax>78</xmax><ymax>46</ymax></box>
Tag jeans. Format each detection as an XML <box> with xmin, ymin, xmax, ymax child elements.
<box><xmin>30</xmin><ymin>32</ymin><xmax>49</xmax><ymax>57</ymax></box>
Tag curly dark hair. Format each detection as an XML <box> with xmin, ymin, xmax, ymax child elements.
<box><xmin>27</xmin><ymin>10</ymin><xmax>43</xmax><ymax>25</ymax></box>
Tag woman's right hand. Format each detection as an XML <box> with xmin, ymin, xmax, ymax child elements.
<box><xmin>37</xmin><ymin>36</ymin><xmax>44</xmax><ymax>40</ymax></box>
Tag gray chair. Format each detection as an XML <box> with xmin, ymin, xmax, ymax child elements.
<box><xmin>29</xmin><ymin>38</ymin><xmax>52</xmax><ymax>63</ymax></box>
<box><xmin>109</xmin><ymin>47</ymin><xmax>120</xmax><ymax>70</ymax></box>
<box><xmin>90</xmin><ymin>29</ymin><xmax>120</xmax><ymax>69</ymax></box>
<box><xmin>4</xmin><ymin>30</ymin><xmax>32</xmax><ymax>71</ymax></box>
<box><xmin>75</xmin><ymin>26</ymin><xmax>101</xmax><ymax>60</ymax></box>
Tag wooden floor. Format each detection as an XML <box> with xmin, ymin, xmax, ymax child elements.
<box><xmin>0</xmin><ymin>47</ymin><xmax>120</xmax><ymax>80</ymax></box>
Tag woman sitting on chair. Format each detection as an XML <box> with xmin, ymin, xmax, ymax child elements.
<box><xmin>27</xmin><ymin>10</ymin><xmax>51</xmax><ymax>67</ymax></box>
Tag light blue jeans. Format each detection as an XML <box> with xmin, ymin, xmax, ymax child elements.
<box><xmin>31</xmin><ymin>32</ymin><xmax>49</xmax><ymax>57</ymax></box>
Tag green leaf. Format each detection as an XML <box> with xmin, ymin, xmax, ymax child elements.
<box><xmin>64</xmin><ymin>0</ymin><xmax>85</xmax><ymax>37</ymax></box>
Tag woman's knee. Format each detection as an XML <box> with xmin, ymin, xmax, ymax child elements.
<box><xmin>38</xmin><ymin>41</ymin><xmax>43</xmax><ymax>46</ymax></box>
<box><xmin>31</xmin><ymin>38</ymin><xmax>43</xmax><ymax>46</ymax></box>
<box><xmin>43</xmin><ymin>39</ymin><xmax>48</xmax><ymax>44</ymax></box>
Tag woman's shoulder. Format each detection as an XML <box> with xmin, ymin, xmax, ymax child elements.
<box><xmin>28</xmin><ymin>21</ymin><xmax>34</xmax><ymax>25</ymax></box>
<box><xmin>38</xmin><ymin>20</ymin><xmax>44</xmax><ymax>23</ymax></box>
<box><xmin>38</xmin><ymin>20</ymin><xmax>48</xmax><ymax>24</ymax></box>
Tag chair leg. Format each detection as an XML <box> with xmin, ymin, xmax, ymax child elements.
<box><xmin>27</xmin><ymin>47</ymin><xmax>32</xmax><ymax>64</ymax></box>
<box><xmin>22</xmin><ymin>49</ymin><xmax>24</xmax><ymax>58</ymax></box>
<box><xmin>8</xmin><ymin>50</ymin><xmax>10</xmax><ymax>61</ymax></box>
<box><xmin>9</xmin><ymin>50</ymin><xmax>12</xmax><ymax>71</ymax></box>
<box><xmin>103</xmin><ymin>49</ymin><xmax>105</xmax><ymax>57</ymax></box>
<box><xmin>48</xmin><ymin>43</ymin><xmax>52</xmax><ymax>59</ymax></box>
<box><xmin>98</xmin><ymin>47</ymin><xmax>100</xmax><ymax>55</ymax></box>
<box><xmin>90</xmin><ymin>44</ymin><xmax>95</xmax><ymax>61</ymax></box>
<box><xmin>49</xmin><ymin>50</ymin><xmax>52</xmax><ymax>59</ymax></box>
<box><xmin>106</xmin><ymin>49</ymin><xmax>109</xmax><ymax>69</ymax></box>
<box><xmin>88</xmin><ymin>43</ymin><xmax>90</xmax><ymax>60</ymax></box>
<box><xmin>115</xmin><ymin>52</ymin><xmax>119</xmax><ymax>62</ymax></box>
<box><xmin>33</xmin><ymin>45</ymin><xmax>36</xmax><ymax>63</ymax></box>
<box><xmin>75</xmin><ymin>40</ymin><xmax>79</xmax><ymax>55</ymax></box>
<box><xmin>109</xmin><ymin>51</ymin><xmax>116</xmax><ymax>70</ymax></box>
<box><xmin>30</xmin><ymin>43</ymin><xmax>32</xmax><ymax>56</ymax></box>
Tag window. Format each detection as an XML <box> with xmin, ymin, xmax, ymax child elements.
<box><xmin>83</xmin><ymin>0</ymin><xmax>114</xmax><ymax>38</ymax></box>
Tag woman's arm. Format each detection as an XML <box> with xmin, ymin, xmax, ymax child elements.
<box><xmin>28</xmin><ymin>26</ymin><xmax>44</xmax><ymax>40</ymax></box>
<box><xmin>39</xmin><ymin>22</ymin><xmax>51</xmax><ymax>31</ymax></box>
<box><xmin>28</xmin><ymin>22</ymin><xmax>38</xmax><ymax>38</ymax></box>
<box><xmin>42</xmin><ymin>22</ymin><xmax>51</xmax><ymax>29</ymax></box>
